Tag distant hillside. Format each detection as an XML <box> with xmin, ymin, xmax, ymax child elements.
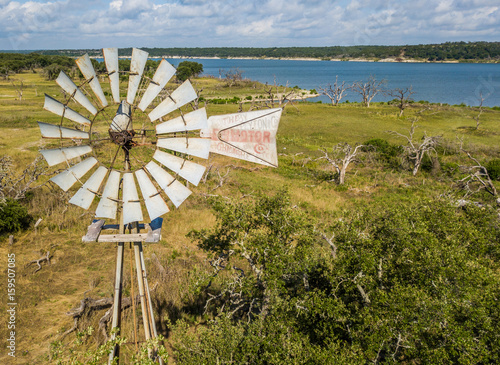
<box><xmin>9</xmin><ymin>42</ymin><xmax>500</xmax><ymax>62</ymax></box>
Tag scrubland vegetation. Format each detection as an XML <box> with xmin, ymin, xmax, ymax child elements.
<box><xmin>26</xmin><ymin>41</ymin><xmax>500</xmax><ymax>62</ymax></box>
<box><xmin>1</xmin><ymin>63</ymin><xmax>500</xmax><ymax>364</ymax></box>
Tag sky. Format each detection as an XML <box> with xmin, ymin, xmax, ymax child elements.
<box><xmin>0</xmin><ymin>0</ymin><xmax>499</xmax><ymax>50</ymax></box>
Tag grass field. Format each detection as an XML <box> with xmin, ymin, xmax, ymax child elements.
<box><xmin>1</xmin><ymin>71</ymin><xmax>499</xmax><ymax>363</ymax></box>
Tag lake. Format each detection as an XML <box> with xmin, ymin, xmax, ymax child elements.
<box><xmin>98</xmin><ymin>57</ymin><xmax>500</xmax><ymax>107</ymax></box>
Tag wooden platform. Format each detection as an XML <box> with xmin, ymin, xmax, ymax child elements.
<box><xmin>82</xmin><ymin>217</ymin><xmax>163</xmax><ymax>243</ymax></box>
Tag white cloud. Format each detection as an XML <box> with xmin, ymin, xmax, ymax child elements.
<box><xmin>0</xmin><ymin>0</ymin><xmax>498</xmax><ymax>50</ymax></box>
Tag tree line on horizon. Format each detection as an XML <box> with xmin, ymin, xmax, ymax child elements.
<box><xmin>3</xmin><ymin>41</ymin><xmax>500</xmax><ymax>62</ymax></box>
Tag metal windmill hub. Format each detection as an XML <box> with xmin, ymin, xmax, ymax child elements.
<box><xmin>109</xmin><ymin>129</ymin><xmax>136</xmax><ymax>148</ymax></box>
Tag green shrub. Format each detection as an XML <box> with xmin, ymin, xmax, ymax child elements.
<box><xmin>486</xmin><ymin>159</ymin><xmax>500</xmax><ymax>180</ymax></box>
<box><xmin>363</xmin><ymin>138</ymin><xmax>403</xmax><ymax>168</ymax></box>
<box><xmin>174</xmin><ymin>196</ymin><xmax>500</xmax><ymax>364</ymax></box>
<box><xmin>0</xmin><ymin>199</ymin><xmax>33</xmax><ymax>235</ymax></box>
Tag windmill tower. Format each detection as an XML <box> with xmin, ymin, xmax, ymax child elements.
<box><xmin>37</xmin><ymin>48</ymin><xmax>282</xmax><ymax>363</ymax></box>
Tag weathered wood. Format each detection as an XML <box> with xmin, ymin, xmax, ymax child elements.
<box><xmin>26</xmin><ymin>251</ymin><xmax>51</xmax><ymax>273</ymax></box>
<box><xmin>82</xmin><ymin>220</ymin><xmax>162</xmax><ymax>242</ymax></box>
<box><xmin>9</xmin><ymin>235</ymin><xmax>13</xmax><ymax>245</ymax></box>
<box><xmin>98</xmin><ymin>233</ymin><xmax>150</xmax><ymax>243</ymax></box>
<box><xmin>82</xmin><ymin>219</ymin><xmax>106</xmax><ymax>242</ymax></box>
<box><xmin>63</xmin><ymin>296</ymin><xmax>140</xmax><ymax>340</ymax></box>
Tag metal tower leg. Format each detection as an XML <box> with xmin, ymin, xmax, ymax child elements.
<box><xmin>134</xmin><ymin>242</ymin><xmax>152</xmax><ymax>341</ymax></box>
<box><xmin>138</xmin><ymin>242</ymin><xmax>164</xmax><ymax>365</ymax></box>
<box><xmin>108</xmin><ymin>241</ymin><xmax>125</xmax><ymax>364</ymax></box>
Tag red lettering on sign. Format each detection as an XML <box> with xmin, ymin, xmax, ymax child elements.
<box><xmin>231</xmin><ymin>129</ymin><xmax>240</xmax><ymax>142</ymax></box>
<box><xmin>263</xmin><ymin>131</ymin><xmax>271</xmax><ymax>143</ymax></box>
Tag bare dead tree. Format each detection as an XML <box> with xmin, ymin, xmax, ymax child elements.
<box><xmin>0</xmin><ymin>155</ymin><xmax>49</xmax><ymax>201</ymax></box>
<box><xmin>457</xmin><ymin>140</ymin><xmax>498</xmax><ymax>200</ymax></box>
<box><xmin>263</xmin><ymin>78</ymin><xmax>298</xmax><ymax>111</ymax></box>
<box><xmin>471</xmin><ymin>93</ymin><xmax>484</xmax><ymax>130</ymax></box>
<box><xmin>319</xmin><ymin>231</ymin><xmax>337</xmax><ymax>258</ymax></box>
<box><xmin>221</xmin><ymin>68</ymin><xmax>244</xmax><ymax>87</ymax></box>
<box><xmin>318</xmin><ymin>76</ymin><xmax>349</xmax><ymax>106</ymax></box>
<box><xmin>388</xmin><ymin>119</ymin><xmax>441</xmax><ymax>176</ymax></box>
<box><xmin>351</xmin><ymin>75</ymin><xmax>386</xmax><ymax>107</ymax></box>
<box><xmin>387</xmin><ymin>86</ymin><xmax>415</xmax><ymax>117</ymax></box>
<box><xmin>211</xmin><ymin>166</ymin><xmax>232</xmax><ymax>191</ymax></box>
<box><xmin>189</xmin><ymin>87</ymin><xmax>204</xmax><ymax>110</ymax></box>
<box><xmin>11</xmin><ymin>79</ymin><xmax>24</xmax><ymax>101</ymax></box>
<box><xmin>319</xmin><ymin>143</ymin><xmax>366</xmax><ymax>185</ymax></box>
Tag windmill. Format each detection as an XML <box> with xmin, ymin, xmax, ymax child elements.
<box><xmin>37</xmin><ymin>48</ymin><xmax>281</xmax><ymax>363</ymax></box>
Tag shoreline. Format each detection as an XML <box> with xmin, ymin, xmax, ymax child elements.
<box><xmin>91</xmin><ymin>55</ymin><xmax>497</xmax><ymax>64</ymax></box>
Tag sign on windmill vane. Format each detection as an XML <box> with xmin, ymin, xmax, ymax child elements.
<box><xmin>201</xmin><ymin>108</ymin><xmax>282</xmax><ymax>167</ymax></box>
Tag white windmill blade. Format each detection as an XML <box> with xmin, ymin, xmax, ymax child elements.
<box><xmin>38</xmin><ymin>122</ymin><xmax>89</xmax><ymax>139</ymax></box>
<box><xmin>153</xmin><ymin>150</ymin><xmax>205</xmax><ymax>186</ymax></box>
<box><xmin>156</xmin><ymin>108</ymin><xmax>208</xmax><ymax>134</ymax></box>
<box><xmin>40</xmin><ymin>145</ymin><xmax>92</xmax><ymax>167</ymax></box>
<box><xmin>122</xmin><ymin>173</ymin><xmax>144</xmax><ymax>225</ymax></box>
<box><xmin>102</xmin><ymin>47</ymin><xmax>120</xmax><ymax>103</ymax></box>
<box><xmin>148</xmin><ymin>80</ymin><xmax>198</xmax><ymax>122</ymax></box>
<box><xmin>49</xmin><ymin>157</ymin><xmax>98</xmax><ymax>191</ymax></box>
<box><xmin>200</xmin><ymin>108</ymin><xmax>283</xmax><ymax>167</ymax></box>
<box><xmin>95</xmin><ymin>170</ymin><xmax>120</xmax><ymax>219</ymax></box>
<box><xmin>137</xmin><ymin>59</ymin><xmax>176</xmax><ymax>111</ymax></box>
<box><xmin>157</xmin><ymin>137</ymin><xmax>210</xmax><ymax>159</ymax></box>
<box><xmin>127</xmin><ymin>48</ymin><xmax>149</xmax><ymax>105</ymax></box>
<box><xmin>68</xmin><ymin>166</ymin><xmax>108</xmax><ymax>210</ymax></box>
<box><xmin>145</xmin><ymin>161</ymin><xmax>192</xmax><ymax>208</ymax></box>
<box><xmin>75</xmin><ymin>53</ymin><xmax>108</xmax><ymax>108</ymax></box>
<box><xmin>135</xmin><ymin>169</ymin><xmax>169</xmax><ymax>221</ymax></box>
<box><xmin>44</xmin><ymin>94</ymin><xmax>91</xmax><ymax>126</ymax></box>
<box><xmin>56</xmin><ymin>71</ymin><xmax>98</xmax><ymax>115</ymax></box>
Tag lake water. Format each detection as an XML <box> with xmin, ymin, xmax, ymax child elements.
<box><xmin>98</xmin><ymin>58</ymin><xmax>500</xmax><ymax>107</ymax></box>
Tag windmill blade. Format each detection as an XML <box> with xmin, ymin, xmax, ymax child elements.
<box><xmin>122</xmin><ymin>173</ymin><xmax>144</xmax><ymax>225</ymax></box>
<box><xmin>68</xmin><ymin>166</ymin><xmax>107</xmax><ymax>210</ymax></box>
<box><xmin>137</xmin><ymin>59</ymin><xmax>176</xmax><ymax>111</ymax></box>
<box><xmin>127</xmin><ymin>48</ymin><xmax>149</xmax><ymax>105</ymax></box>
<box><xmin>148</xmin><ymin>80</ymin><xmax>197</xmax><ymax>122</ymax></box>
<box><xmin>44</xmin><ymin>94</ymin><xmax>91</xmax><ymax>126</ymax></box>
<box><xmin>145</xmin><ymin>161</ymin><xmax>192</xmax><ymax>208</ymax></box>
<box><xmin>156</xmin><ymin>108</ymin><xmax>208</xmax><ymax>134</ymax></box>
<box><xmin>157</xmin><ymin>137</ymin><xmax>210</xmax><ymax>159</ymax></box>
<box><xmin>200</xmin><ymin>108</ymin><xmax>282</xmax><ymax>167</ymax></box>
<box><xmin>75</xmin><ymin>53</ymin><xmax>108</xmax><ymax>108</ymax></box>
<box><xmin>41</xmin><ymin>145</ymin><xmax>92</xmax><ymax>167</ymax></box>
<box><xmin>56</xmin><ymin>71</ymin><xmax>98</xmax><ymax>115</ymax></box>
<box><xmin>135</xmin><ymin>169</ymin><xmax>169</xmax><ymax>221</ymax></box>
<box><xmin>95</xmin><ymin>170</ymin><xmax>120</xmax><ymax>219</ymax></box>
<box><xmin>49</xmin><ymin>157</ymin><xmax>98</xmax><ymax>191</ymax></box>
<box><xmin>102</xmin><ymin>47</ymin><xmax>120</xmax><ymax>103</ymax></box>
<box><xmin>38</xmin><ymin>122</ymin><xmax>89</xmax><ymax>139</ymax></box>
<box><xmin>153</xmin><ymin>150</ymin><xmax>205</xmax><ymax>186</ymax></box>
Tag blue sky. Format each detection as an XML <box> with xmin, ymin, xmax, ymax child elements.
<box><xmin>0</xmin><ymin>0</ymin><xmax>499</xmax><ymax>50</ymax></box>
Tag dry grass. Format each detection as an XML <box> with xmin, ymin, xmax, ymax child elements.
<box><xmin>1</xmin><ymin>70</ymin><xmax>500</xmax><ymax>363</ymax></box>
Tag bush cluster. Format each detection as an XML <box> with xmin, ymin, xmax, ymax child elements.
<box><xmin>0</xmin><ymin>199</ymin><xmax>33</xmax><ymax>235</ymax></box>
